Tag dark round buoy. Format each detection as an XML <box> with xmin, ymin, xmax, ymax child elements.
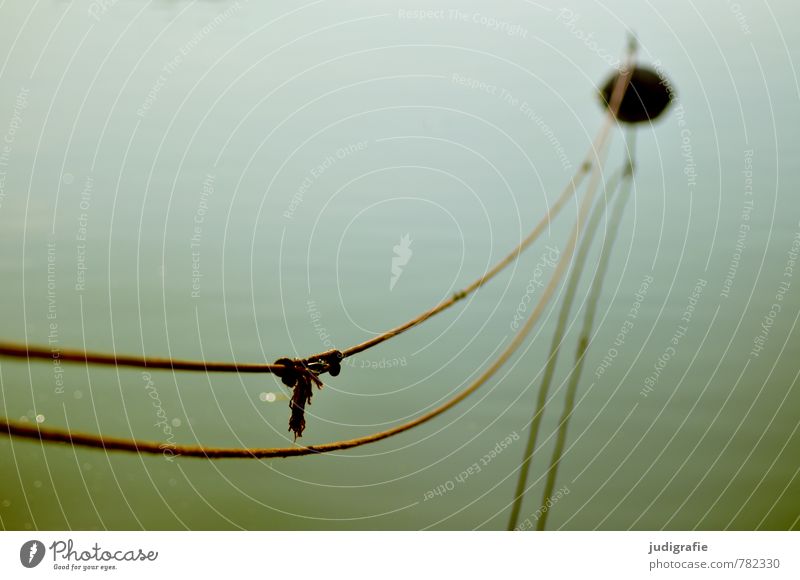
<box><xmin>599</xmin><ymin>66</ymin><xmax>674</xmax><ymax>124</ymax></box>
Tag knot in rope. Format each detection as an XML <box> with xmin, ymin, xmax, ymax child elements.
<box><xmin>274</xmin><ymin>349</ymin><xmax>343</xmax><ymax>439</ymax></box>
<box><xmin>303</xmin><ymin>349</ymin><xmax>343</xmax><ymax>377</ymax></box>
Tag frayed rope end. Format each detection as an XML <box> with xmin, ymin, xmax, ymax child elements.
<box><xmin>274</xmin><ymin>350</ymin><xmax>342</xmax><ymax>439</ymax></box>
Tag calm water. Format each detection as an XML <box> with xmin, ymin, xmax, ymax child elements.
<box><xmin>0</xmin><ymin>0</ymin><xmax>798</xmax><ymax>530</ymax></box>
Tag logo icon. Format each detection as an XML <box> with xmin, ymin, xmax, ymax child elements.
<box><xmin>390</xmin><ymin>233</ymin><xmax>413</xmax><ymax>291</ymax></box>
<box><xmin>20</xmin><ymin>540</ymin><xmax>45</xmax><ymax>568</ymax></box>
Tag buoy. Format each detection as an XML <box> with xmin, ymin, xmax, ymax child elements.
<box><xmin>600</xmin><ymin>66</ymin><xmax>674</xmax><ymax>124</ymax></box>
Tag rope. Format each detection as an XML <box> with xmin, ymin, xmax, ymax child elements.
<box><xmin>506</xmin><ymin>164</ymin><xmax>628</xmax><ymax>530</ymax></box>
<box><xmin>536</xmin><ymin>131</ymin><xmax>636</xmax><ymax>531</ymax></box>
<box><xmin>507</xmin><ymin>45</ymin><xmax>638</xmax><ymax>528</ymax></box>
<box><xmin>0</xmin><ymin>159</ymin><xmax>599</xmax><ymax>459</ymax></box>
<box><xmin>0</xmin><ymin>101</ymin><xmax>587</xmax><ymax>442</ymax></box>
<box><xmin>0</xmin><ymin>164</ymin><xmax>589</xmax><ymax>375</ymax></box>
<box><xmin>0</xmin><ymin>151</ymin><xmax>584</xmax><ymax>441</ymax></box>
<box><xmin>0</xmin><ymin>43</ymin><xmax>636</xmax><ymax>459</ymax></box>
<box><xmin>272</xmin><ymin>354</ymin><xmax>339</xmax><ymax>439</ymax></box>
<box><xmin>340</xmin><ymin>161</ymin><xmax>590</xmax><ymax>358</ymax></box>
<box><xmin>0</xmin><ymin>342</ymin><xmax>347</xmax><ymax>374</ymax></box>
